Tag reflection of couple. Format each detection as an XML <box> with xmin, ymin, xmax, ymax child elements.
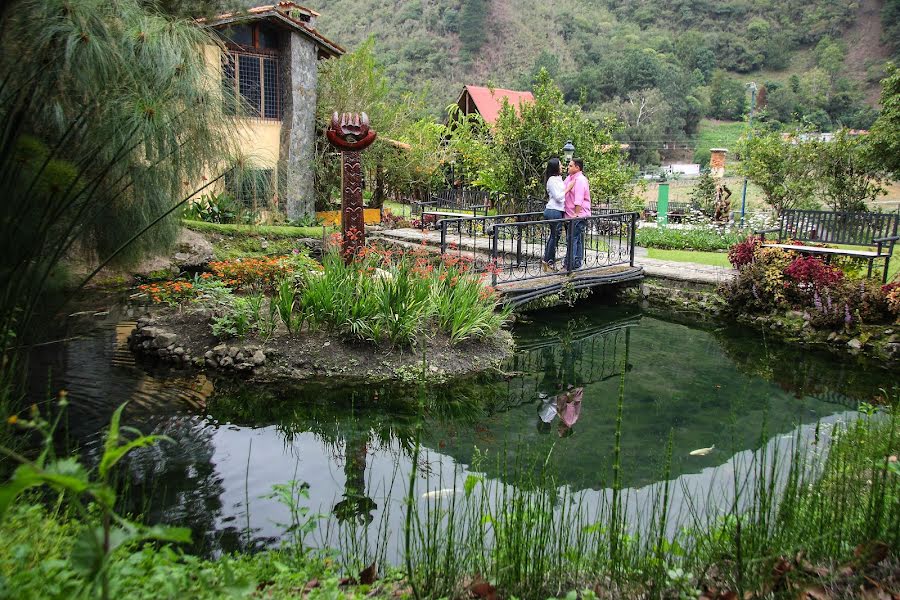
<box><xmin>542</xmin><ymin>157</ymin><xmax>591</xmax><ymax>272</ymax></box>
<box><xmin>538</xmin><ymin>385</ymin><xmax>584</xmax><ymax>437</ymax></box>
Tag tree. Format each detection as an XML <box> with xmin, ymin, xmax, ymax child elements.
<box><xmin>865</xmin><ymin>64</ymin><xmax>900</xmax><ymax>179</ymax></box>
<box><xmin>448</xmin><ymin>70</ymin><xmax>636</xmax><ymax>205</ymax></box>
<box><xmin>813</xmin><ymin>130</ymin><xmax>886</xmax><ymax>212</ymax></box>
<box><xmin>708</xmin><ymin>71</ymin><xmax>748</xmax><ymax>120</ymax></box>
<box><xmin>315</xmin><ymin>39</ymin><xmax>443</xmax><ymax>207</ymax></box>
<box><xmin>738</xmin><ymin>131</ymin><xmax>818</xmax><ymax>215</ymax></box>
<box><xmin>0</xmin><ymin>0</ymin><xmax>238</xmax><ymax>415</ymax></box>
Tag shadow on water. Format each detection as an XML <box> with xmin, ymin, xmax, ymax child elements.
<box><xmin>21</xmin><ymin>295</ymin><xmax>900</xmax><ymax>555</ymax></box>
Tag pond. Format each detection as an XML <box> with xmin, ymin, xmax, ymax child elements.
<box><xmin>26</xmin><ymin>297</ymin><xmax>899</xmax><ymax>561</ymax></box>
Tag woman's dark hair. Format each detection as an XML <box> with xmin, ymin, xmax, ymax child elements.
<box><xmin>544</xmin><ymin>157</ymin><xmax>562</xmax><ymax>183</ymax></box>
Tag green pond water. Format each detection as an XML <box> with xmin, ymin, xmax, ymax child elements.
<box><xmin>26</xmin><ymin>298</ymin><xmax>899</xmax><ymax>557</ymax></box>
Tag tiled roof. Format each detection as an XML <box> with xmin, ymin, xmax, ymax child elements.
<box><xmin>459</xmin><ymin>85</ymin><xmax>535</xmax><ymax>124</ymax></box>
<box><xmin>198</xmin><ymin>2</ymin><xmax>344</xmax><ymax>57</ymax></box>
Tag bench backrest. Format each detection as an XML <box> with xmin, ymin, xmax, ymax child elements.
<box><xmin>776</xmin><ymin>209</ymin><xmax>899</xmax><ymax>246</ymax></box>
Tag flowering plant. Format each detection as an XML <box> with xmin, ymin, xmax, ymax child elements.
<box><xmin>209</xmin><ymin>256</ymin><xmax>295</xmax><ymax>290</ymax></box>
<box><xmin>138</xmin><ymin>280</ymin><xmax>196</xmax><ymax>305</ymax></box>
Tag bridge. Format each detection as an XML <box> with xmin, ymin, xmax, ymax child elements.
<box><xmin>376</xmin><ymin>211</ymin><xmax>644</xmax><ymax>306</ymax></box>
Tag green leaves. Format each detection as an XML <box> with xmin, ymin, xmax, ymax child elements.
<box><xmin>99</xmin><ymin>402</ymin><xmax>173</xmax><ymax>481</ymax></box>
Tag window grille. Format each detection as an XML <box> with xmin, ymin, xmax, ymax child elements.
<box><xmin>222</xmin><ymin>51</ymin><xmax>281</xmax><ymax>120</ymax></box>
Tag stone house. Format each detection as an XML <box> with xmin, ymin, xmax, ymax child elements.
<box><xmin>199</xmin><ymin>2</ymin><xmax>343</xmax><ymax>219</ymax></box>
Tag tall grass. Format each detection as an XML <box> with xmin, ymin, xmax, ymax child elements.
<box><xmin>386</xmin><ymin>394</ymin><xmax>900</xmax><ymax>599</ymax></box>
<box><xmin>300</xmin><ymin>248</ymin><xmax>508</xmax><ymax>346</ymax></box>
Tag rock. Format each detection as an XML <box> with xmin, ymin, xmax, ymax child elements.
<box><xmin>220</xmin><ymin>356</ymin><xmax>233</xmax><ymax>368</ymax></box>
<box><xmin>228</xmin><ymin>347</ymin><xmax>239</xmax><ymax>358</ymax></box>
<box><xmin>213</xmin><ymin>344</ymin><xmax>228</xmax><ymax>356</ymax></box>
<box><xmin>885</xmin><ymin>329</ymin><xmax>894</xmax><ymax>335</ymax></box>
<box><xmin>142</xmin><ymin>340</ymin><xmax>151</xmax><ymax>350</ymax></box>
<box><xmin>786</xmin><ymin>310</ymin><xmax>804</xmax><ymax>320</ymax></box>
<box><xmin>847</xmin><ymin>338</ymin><xmax>862</xmax><ymax>350</ymax></box>
<box><xmin>204</xmin><ymin>351</ymin><xmax>214</xmax><ymax>360</ymax></box>
<box><xmin>235</xmin><ymin>362</ymin><xmax>252</xmax><ymax>372</ymax></box>
<box><xmin>173</xmin><ymin>347</ymin><xmax>185</xmax><ymax>356</ymax></box>
<box><xmin>140</xmin><ymin>326</ymin><xmax>160</xmax><ymax>338</ymax></box>
<box><xmin>251</xmin><ymin>350</ymin><xmax>266</xmax><ymax>366</ymax></box>
<box><xmin>235</xmin><ymin>351</ymin><xmax>246</xmax><ymax>362</ymax></box>
<box><xmin>157</xmin><ymin>348</ymin><xmax>169</xmax><ymax>358</ymax></box>
<box><xmin>205</xmin><ymin>358</ymin><xmax>218</xmax><ymax>367</ymax></box>
<box><xmin>827</xmin><ymin>332</ymin><xmax>838</xmax><ymax>342</ymax></box>
<box><xmin>153</xmin><ymin>332</ymin><xmax>178</xmax><ymax>348</ymax></box>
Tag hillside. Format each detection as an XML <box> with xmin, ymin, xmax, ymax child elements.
<box><xmin>307</xmin><ymin>0</ymin><xmax>890</xmax><ymax>105</ymax></box>
<box><xmin>302</xmin><ymin>0</ymin><xmax>895</xmax><ymax>166</ymax></box>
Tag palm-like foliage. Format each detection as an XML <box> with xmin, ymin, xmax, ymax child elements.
<box><xmin>0</xmin><ymin>0</ymin><xmax>239</xmax><ymax>429</ymax></box>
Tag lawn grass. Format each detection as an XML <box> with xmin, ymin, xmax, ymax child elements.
<box><xmin>182</xmin><ymin>220</ymin><xmax>335</xmax><ymax>239</ymax></box>
<box><xmin>646</xmin><ymin>247</ymin><xmax>733</xmax><ymax>267</ymax></box>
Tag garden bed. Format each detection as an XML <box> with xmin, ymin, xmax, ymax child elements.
<box><xmin>127</xmin><ymin>242</ymin><xmax>514</xmax><ymax>384</ymax></box>
<box><xmin>128</xmin><ymin>310</ymin><xmax>513</xmax><ymax>384</ymax></box>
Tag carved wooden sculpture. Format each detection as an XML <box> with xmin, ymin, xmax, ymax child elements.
<box><xmin>326</xmin><ymin>112</ymin><xmax>377</xmax><ymax>260</ymax></box>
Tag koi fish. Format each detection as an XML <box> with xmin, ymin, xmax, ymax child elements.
<box><xmin>421</xmin><ymin>488</ymin><xmax>457</xmax><ymax>500</ymax></box>
<box><xmin>689</xmin><ymin>445</ymin><xmax>715</xmax><ymax>457</ymax></box>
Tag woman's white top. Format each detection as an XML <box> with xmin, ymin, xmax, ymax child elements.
<box><xmin>546</xmin><ymin>176</ymin><xmax>566</xmax><ymax>212</ymax></box>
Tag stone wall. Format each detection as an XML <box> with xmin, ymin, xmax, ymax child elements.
<box><xmin>280</xmin><ymin>31</ymin><xmax>319</xmax><ymax>219</ymax></box>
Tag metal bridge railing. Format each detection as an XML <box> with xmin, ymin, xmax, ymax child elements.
<box><xmin>487</xmin><ymin>212</ymin><xmax>638</xmax><ymax>286</ymax></box>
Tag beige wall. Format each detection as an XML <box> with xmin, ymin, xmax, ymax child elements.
<box><xmin>190</xmin><ymin>44</ymin><xmax>283</xmax><ymax>204</ymax></box>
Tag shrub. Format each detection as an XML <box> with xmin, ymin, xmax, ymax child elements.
<box><xmin>783</xmin><ymin>255</ymin><xmax>844</xmax><ymax>301</ymax></box>
<box><xmin>727</xmin><ymin>236</ymin><xmax>761</xmax><ymax>269</ymax></box>
<box><xmin>722</xmin><ymin>246</ymin><xmax>794</xmax><ymax>312</ymax></box>
<box><xmin>882</xmin><ymin>282</ymin><xmax>900</xmax><ymax>322</ymax></box>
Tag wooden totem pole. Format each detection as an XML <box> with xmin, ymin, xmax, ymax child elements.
<box><xmin>326</xmin><ymin>112</ymin><xmax>377</xmax><ymax>261</ymax></box>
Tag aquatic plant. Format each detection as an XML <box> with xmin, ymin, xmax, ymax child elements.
<box><xmin>1</xmin><ymin>398</ymin><xmax>191</xmax><ymax>600</ymax></box>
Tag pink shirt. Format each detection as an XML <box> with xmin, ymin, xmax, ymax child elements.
<box><xmin>564</xmin><ymin>172</ymin><xmax>591</xmax><ymax>218</ymax></box>
<box><xmin>556</xmin><ymin>387</ymin><xmax>583</xmax><ymax>428</ymax></box>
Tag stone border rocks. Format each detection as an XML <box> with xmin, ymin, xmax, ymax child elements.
<box><xmin>129</xmin><ymin>318</ymin><xmax>268</xmax><ymax>373</ymax></box>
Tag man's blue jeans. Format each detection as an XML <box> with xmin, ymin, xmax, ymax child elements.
<box><xmin>543</xmin><ymin>208</ymin><xmax>564</xmax><ymax>264</ymax></box>
<box><xmin>569</xmin><ymin>219</ymin><xmax>586</xmax><ymax>270</ymax></box>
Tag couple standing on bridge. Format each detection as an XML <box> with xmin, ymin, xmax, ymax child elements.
<box><xmin>541</xmin><ymin>157</ymin><xmax>591</xmax><ymax>272</ymax></box>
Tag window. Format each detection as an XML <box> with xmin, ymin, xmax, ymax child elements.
<box><xmin>222</xmin><ymin>52</ymin><xmax>281</xmax><ymax>119</ymax></box>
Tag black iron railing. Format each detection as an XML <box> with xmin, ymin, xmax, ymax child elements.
<box><xmin>437</xmin><ymin>212</ymin><xmax>544</xmax><ymax>271</ymax></box>
<box><xmin>487</xmin><ymin>212</ymin><xmax>638</xmax><ymax>286</ymax></box>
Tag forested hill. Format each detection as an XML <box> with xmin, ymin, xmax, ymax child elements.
<box><xmin>304</xmin><ymin>0</ymin><xmax>895</xmax><ymax>162</ymax></box>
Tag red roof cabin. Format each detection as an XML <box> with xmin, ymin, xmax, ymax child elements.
<box><xmin>456</xmin><ymin>85</ymin><xmax>535</xmax><ymax>125</ymax></box>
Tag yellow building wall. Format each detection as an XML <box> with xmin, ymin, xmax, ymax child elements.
<box><xmin>190</xmin><ymin>44</ymin><xmax>283</xmax><ymax>206</ymax></box>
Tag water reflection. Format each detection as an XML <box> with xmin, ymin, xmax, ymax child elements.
<box><xmin>24</xmin><ymin>299</ymin><xmax>898</xmax><ymax>555</ymax></box>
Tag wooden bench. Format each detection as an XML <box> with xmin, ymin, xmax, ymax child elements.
<box><xmin>756</xmin><ymin>209</ymin><xmax>899</xmax><ymax>283</ymax></box>
<box><xmin>414</xmin><ymin>189</ymin><xmax>490</xmax><ymax>228</ymax></box>
<box><xmin>644</xmin><ymin>201</ymin><xmax>695</xmax><ymax>222</ymax></box>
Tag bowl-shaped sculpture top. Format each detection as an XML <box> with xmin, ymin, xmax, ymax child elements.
<box><xmin>326</xmin><ymin>112</ymin><xmax>377</xmax><ymax>151</ymax></box>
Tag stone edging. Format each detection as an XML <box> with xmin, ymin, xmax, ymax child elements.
<box><xmin>128</xmin><ymin>318</ymin><xmax>267</xmax><ymax>373</ymax></box>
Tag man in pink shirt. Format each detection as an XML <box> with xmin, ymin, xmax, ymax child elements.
<box><xmin>564</xmin><ymin>159</ymin><xmax>590</xmax><ymax>269</ymax></box>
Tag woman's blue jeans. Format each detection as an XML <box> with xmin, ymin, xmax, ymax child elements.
<box><xmin>543</xmin><ymin>208</ymin><xmax>564</xmax><ymax>264</ymax></box>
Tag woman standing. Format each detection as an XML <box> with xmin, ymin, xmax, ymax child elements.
<box><xmin>542</xmin><ymin>158</ymin><xmax>569</xmax><ymax>272</ymax></box>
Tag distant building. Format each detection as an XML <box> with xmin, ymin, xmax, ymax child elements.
<box><xmin>198</xmin><ymin>2</ymin><xmax>344</xmax><ymax>219</ymax></box>
<box><xmin>663</xmin><ymin>163</ymin><xmax>701</xmax><ymax>177</ymax></box>
<box><xmin>456</xmin><ymin>85</ymin><xmax>534</xmax><ymax>125</ymax></box>
<box><xmin>781</xmin><ymin>130</ymin><xmax>869</xmax><ymax>143</ymax></box>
